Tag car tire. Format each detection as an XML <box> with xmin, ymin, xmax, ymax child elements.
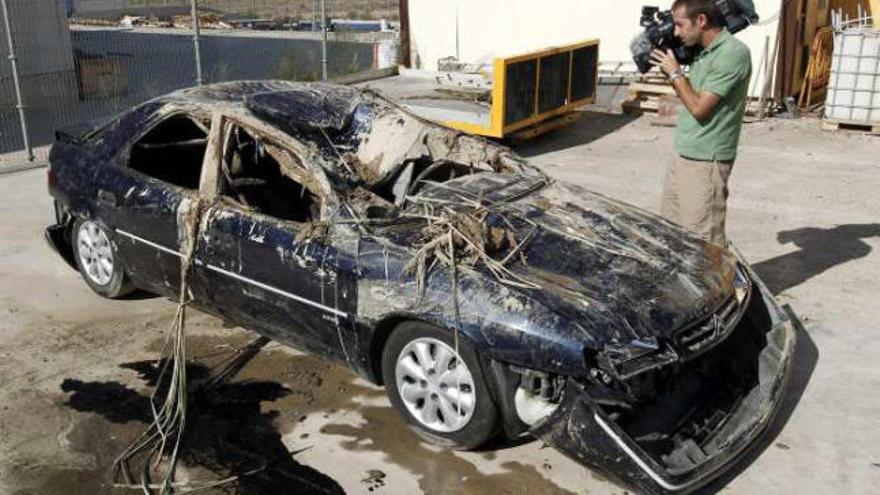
<box><xmin>71</xmin><ymin>218</ymin><xmax>134</xmax><ymax>299</ymax></box>
<box><xmin>382</xmin><ymin>321</ymin><xmax>500</xmax><ymax>450</ymax></box>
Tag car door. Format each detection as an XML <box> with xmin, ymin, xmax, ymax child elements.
<box><xmin>94</xmin><ymin>111</ymin><xmax>210</xmax><ymax>298</ymax></box>
<box><xmin>199</xmin><ymin>118</ymin><xmax>353</xmax><ymax>359</ymax></box>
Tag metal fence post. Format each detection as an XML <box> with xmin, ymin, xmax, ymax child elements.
<box><xmin>312</xmin><ymin>0</ymin><xmax>318</xmax><ymax>32</ymax></box>
<box><xmin>321</xmin><ymin>0</ymin><xmax>328</xmax><ymax>81</ymax></box>
<box><xmin>1</xmin><ymin>0</ymin><xmax>34</xmax><ymax>162</ymax></box>
<box><xmin>191</xmin><ymin>0</ymin><xmax>204</xmax><ymax>85</ymax></box>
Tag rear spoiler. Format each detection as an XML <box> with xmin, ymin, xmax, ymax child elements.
<box><xmin>54</xmin><ymin>117</ymin><xmax>109</xmax><ymax>144</ymax></box>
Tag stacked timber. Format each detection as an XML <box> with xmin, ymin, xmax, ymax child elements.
<box><xmin>799</xmin><ymin>27</ymin><xmax>835</xmax><ymax>111</ymax></box>
<box><xmin>621</xmin><ymin>77</ymin><xmax>683</xmax><ymax>126</ymax></box>
<box><xmin>621</xmin><ymin>75</ymin><xmax>674</xmax><ymax>114</ymax></box>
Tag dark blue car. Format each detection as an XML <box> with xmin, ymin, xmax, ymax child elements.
<box><xmin>46</xmin><ymin>81</ymin><xmax>796</xmax><ymax>494</ymax></box>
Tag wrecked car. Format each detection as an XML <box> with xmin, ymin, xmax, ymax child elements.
<box><xmin>45</xmin><ymin>81</ymin><xmax>796</xmax><ymax>494</ymax></box>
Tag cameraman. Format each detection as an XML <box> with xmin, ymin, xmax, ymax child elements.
<box><xmin>650</xmin><ymin>0</ymin><xmax>751</xmax><ymax>247</ymax></box>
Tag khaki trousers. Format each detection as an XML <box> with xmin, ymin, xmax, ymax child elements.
<box><xmin>660</xmin><ymin>154</ymin><xmax>734</xmax><ymax>246</ymax></box>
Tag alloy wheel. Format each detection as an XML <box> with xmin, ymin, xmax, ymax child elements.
<box><xmin>76</xmin><ymin>221</ymin><xmax>114</xmax><ymax>286</ymax></box>
<box><xmin>394</xmin><ymin>337</ymin><xmax>476</xmax><ymax>433</ymax></box>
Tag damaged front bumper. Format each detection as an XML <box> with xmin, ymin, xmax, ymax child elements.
<box><xmin>531</xmin><ymin>266</ymin><xmax>797</xmax><ymax>494</ymax></box>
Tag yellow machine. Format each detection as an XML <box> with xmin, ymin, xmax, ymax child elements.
<box><xmin>360</xmin><ymin>39</ymin><xmax>600</xmax><ymax>140</ymax></box>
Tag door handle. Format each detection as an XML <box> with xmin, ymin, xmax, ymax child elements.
<box><xmin>97</xmin><ymin>190</ymin><xmax>116</xmax><ymax>207</ymax></box>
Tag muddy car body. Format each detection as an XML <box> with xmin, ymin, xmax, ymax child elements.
<box><xmin>46</xmin><ymin>81</ymin><xmax>796</xmax><ymax>494</ymax></box>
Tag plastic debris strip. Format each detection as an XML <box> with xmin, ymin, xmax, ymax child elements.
<box><xmin>110</xmin><ymin>197</ymin><xmax>270</xmax><ymax>494</ymax></box>
<box><xmin>110</xmin><ymin>199</ymin><xmax>204</xmax><ymax>494</ymax></box>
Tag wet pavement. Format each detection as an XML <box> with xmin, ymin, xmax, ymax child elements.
<box><xmin>4</xmin><ymin>319</ymin><xmax>590</xmax><ymax>495</ymax></box>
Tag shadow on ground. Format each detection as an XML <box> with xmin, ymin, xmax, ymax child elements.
<box><xmin>118</xmin><ymin>289</ymin><xmax>160</xmax><ymax>301</ymax></box>
<box><xmin>60</xmin><ymin>358</ymin><xmax>344</xmax><ymax>495</ymax></box>
<box><xmin>513</xmin><ymin>110</ymin><xmax>640</xmax><ymax>158</ymax></box>
<box><xmin>696</xmin><ymin>304</ymin><xmax>819</xmax><ymax>494</ymax></box>
<box><xmin>753</xmin><ymin>223</ymin><xmax>880</xmax><ymax>295</ymax></box>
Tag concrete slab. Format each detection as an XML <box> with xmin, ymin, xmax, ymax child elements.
<box><xmin>361</xmin><ymin>73</ymin><xmax>493</xmax><ymax>127</ymax></box>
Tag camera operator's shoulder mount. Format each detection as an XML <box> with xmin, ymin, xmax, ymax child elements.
<box><xmin>631</xmin><ymin>0</ymin><xmax>758</xmax><ymax>73</ymax></box>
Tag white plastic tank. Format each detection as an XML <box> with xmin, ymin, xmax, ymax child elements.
<box><xmin>825</xmin><ymin>26</ymin><xmax>880</xmax><ymax>123</ymax></box>
<box><xmin>373</xmin><ymin>38</ymin><xmax>400</xmax><ymax>70</ymax></box>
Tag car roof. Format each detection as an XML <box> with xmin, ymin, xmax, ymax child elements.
<box><xmin>165</xmin><ymin>80</ymin><xmax>362</xmax><ymax>125</ymax></box>
<box><xmin>137</xmin><ymin>80</ymin><xmax>539</xmax><ymax>189</ymax></box>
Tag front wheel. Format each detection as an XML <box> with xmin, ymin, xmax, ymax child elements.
<box><xmin>71</xmin><ymin>218</ymin><xmax>134</xmax><ymax>299</ymax></box>
<box><xmin>382</xmin><ymin>321</ymin><xmax>499</xmax><ymax>449</ymax></box>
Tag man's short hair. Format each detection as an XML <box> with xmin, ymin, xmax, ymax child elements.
<box><xmin>672</xmin><ymin>0</ymin><xmax>725</xmax><ymax>27</ymax></box>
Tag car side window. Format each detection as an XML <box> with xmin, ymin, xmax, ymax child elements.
<box><xmin>218</xmin><ymin>124</ymin><xmax>321</xmax><ymax>223</ymax></box>
<box><xmin>128</xmin><ymin>113</ymin><xmax>209</xmax><ymax>190</ymax></box>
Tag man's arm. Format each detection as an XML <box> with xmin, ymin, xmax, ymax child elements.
<box><xmin>650</xmin><ymin>49</ymin><xmax>720</xmax><ymax>121</ymax></box>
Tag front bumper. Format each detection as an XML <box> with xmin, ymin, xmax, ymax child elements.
<box><xmin>531</xmin><ymin>267</ymin><xmax>797</xmax><ymax>494</ymax></box>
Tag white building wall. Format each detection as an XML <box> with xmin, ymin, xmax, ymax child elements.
<box><xmin>408</xmin><ymin>0</ymin><xmax>781</xmax><ymax>97</ymax></box>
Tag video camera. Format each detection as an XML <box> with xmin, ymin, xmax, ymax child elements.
<box><xmin>630</xmin><ymin>0</ymin><xmax>759</xmax><ymax>73</ymax></box>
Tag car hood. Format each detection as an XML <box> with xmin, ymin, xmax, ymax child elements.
<box><xmin>412</xmin><ymin>173</ymin><xmax>738</xmax><ymax>349</ymax></box>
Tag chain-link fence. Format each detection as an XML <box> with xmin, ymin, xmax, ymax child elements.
<box><xmin>0</xmin><ymin>0</ymin><xmax>400</xmax><ymax>169</ymax></box>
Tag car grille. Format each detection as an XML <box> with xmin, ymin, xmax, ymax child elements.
<box><xmin>674</xmin><ymin>293</ymin><xmax>746</xmax><ymax>355</ymax></box>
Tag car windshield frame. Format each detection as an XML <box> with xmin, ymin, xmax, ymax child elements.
<box><xmin>204</xmin><ymin>109</ymin><xmax>341</xmax><ymax>223</ymax></box>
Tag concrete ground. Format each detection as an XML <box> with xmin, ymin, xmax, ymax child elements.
<box><xmin>0</xmin><ymin>113</ymin><xmax>878</xmax><ymax>494</ymax></box>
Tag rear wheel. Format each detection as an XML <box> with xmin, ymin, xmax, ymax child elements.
<box><xmin>71</xmin><ymin>218</ymin><xmax>133</xmax><ymax>298</ymax></box>
<box><xmin>382</xmin><ymin>321</ymin><xmax>499</xmax><ymax>449</ymax></box>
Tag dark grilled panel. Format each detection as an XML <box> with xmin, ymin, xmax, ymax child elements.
<box><xmin>674</xmin><ymin>295</ymin><xmax>742</xmax><ymax>354</ymax></box>
<box><xmin>504</xmin><ymin>59</ymin><xmax>537</xmax><ymax>126</ymax></box>
<box><xmin>570</xmin><ymin>45</ymin><xmax>598</xmax><ymax>102</ymax></box>
<box><xmin>538</xmin><ymin>52</ymin><xmax>571</xmax><ymax>113</ymax></box>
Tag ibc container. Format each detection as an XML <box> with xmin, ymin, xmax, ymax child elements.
<box><xmin>825</xmin><ymin>27</ymin><xmax>880</xmax><ymax>123</ymax></box>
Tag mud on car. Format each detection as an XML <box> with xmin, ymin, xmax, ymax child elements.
<box><xmin>45</xmin><ymin>81</ymin><xmax>796</xmax><ymax>494</ymax></box>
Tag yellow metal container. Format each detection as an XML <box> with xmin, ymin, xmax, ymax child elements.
<box><xmin>442</xmin><ymin>39</ymin><xmax>600</xmax><ymax>138</ymax></box>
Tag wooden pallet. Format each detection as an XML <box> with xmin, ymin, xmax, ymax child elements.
<box><xmin>821</xmin><ymin>119</ymin><xmax>880</xmax><ymax>135</ymax></box>
<box><xmin>621</xmin><ymin>82</ymin><xmax>676</xmax><ymax>114</ymax></box>
<box><xmin>623</xmin><ymin>81</ymin><xmax>769</xmax><ymax>121</ymax></box>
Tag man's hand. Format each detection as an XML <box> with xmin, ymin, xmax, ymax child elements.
<box><xmin>650</xmin><ymin>49</ymin><xmax>680</xmax><ymax>77</ymax></box>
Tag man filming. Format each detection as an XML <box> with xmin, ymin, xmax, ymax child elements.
<box><xmin>650</xmin><ymin>0</ymin><xmax>751</xmax><ymax>247</ymax></box>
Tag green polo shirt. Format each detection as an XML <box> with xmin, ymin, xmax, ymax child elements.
<box><xmin>675</xmin><ymin>29</ymin><xmax>751</xmax><ymax>161</ymax></box>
